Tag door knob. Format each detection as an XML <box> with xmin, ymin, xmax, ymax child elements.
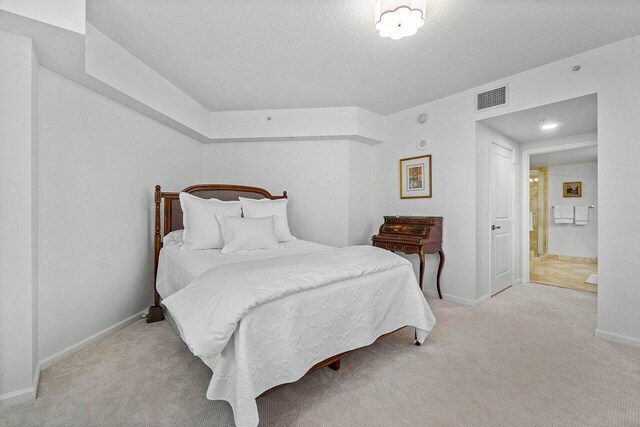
<box><xmin>492</xmin><ymin>225</ymin><xmax>501</xmax><ymax>230</ymax></box>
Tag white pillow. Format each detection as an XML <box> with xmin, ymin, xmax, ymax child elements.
<box><xmin>162</xmin><ymin>229</ymin><xmax>183</xmax><ymax>247</ymax></box>
<box><xmin>179</xmin><ymin>192</ymin><xmax>242</xmax><ymax>250</ymax></box>
<box><xmin>239</xmin><ymin>197</ymin><xmax>294</xmax><ymax>242</ymax></box>
<box><xmin>217</xmin><ymin>215</ymin><xmax>281</xmax><ymax>254</ymax></box>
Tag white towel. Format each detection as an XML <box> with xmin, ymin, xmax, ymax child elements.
<box><xmin>563</xmin><ymin>206</ymin><xmax>575</xmax><ymax>223</ymax></box>
<box><xmin>553</xmin><ymin>206</ymin><xmax>573</xmax><ymax>224</ymax></box>
<box><xmin>554</xmin><ymin>206</ymin><xmax>563</xmax><ymax>223</ymax></box>
<box><xmin>554</xmin><ymin>206</ymin><xmax>574</xmax><ymax>224</ymax></box>
<box><xmin>575</xmin><ymin>206</ymin><xmax>589</xmax><ymax>226</ymax></box>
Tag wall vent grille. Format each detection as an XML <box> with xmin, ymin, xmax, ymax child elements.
<box><xmin>476</xmin><ymin>86</ymin><xmax>507</xmax><ymax>111</ymax></box>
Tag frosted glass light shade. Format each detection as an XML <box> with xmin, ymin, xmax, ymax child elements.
<box><xmin>375</xmin><ymin>0</ymin><xmax>426</xmax><ymax>40</ymax></box>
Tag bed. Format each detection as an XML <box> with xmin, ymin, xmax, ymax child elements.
<box><xmin>147</xmin><ymin>184</ymin><xmax>436</xmax><ymax>427</ymax></box>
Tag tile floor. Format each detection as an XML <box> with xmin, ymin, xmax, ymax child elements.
<box><xmin>531</xmin><ymin>257</ymin><xmax>598</xmax><ymax>293</ymax></box>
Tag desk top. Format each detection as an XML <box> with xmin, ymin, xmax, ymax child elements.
<box><xmin>372</xmin><ymin>216</ymin><xmax>442</xmax><ymax>245</ymax></box>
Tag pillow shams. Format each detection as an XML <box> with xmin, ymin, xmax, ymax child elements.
<box><xmin>179</xmin><ymin>192</ymin><xmax>242</xmax><ymax>250</ymax></box>
<box><xmin>217</xmin><ymin>215</ymin><xmax>281</xmax><ymax>254</ymax></box>
<box><xmin>239</xmin><ymin>197</ymin><xmax>294</xmax><ymax>242</ymax></box>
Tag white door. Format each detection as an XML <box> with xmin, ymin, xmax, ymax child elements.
<box><xmin>490</xmin><ymin>142</ymin><xmax>514</xmax><ymax>295</ymax></box>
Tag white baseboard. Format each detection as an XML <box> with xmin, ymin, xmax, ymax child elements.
<box><xmin>424</xmin><ymin>290</ymin><xmax>490</xmax><ymax>306</ymax></box>
<box><xmin>1</xmin><ymin>311</ymin><xmax>144</xmax><ymax>410</ymax></box>
<box><xmin>0</xmin><ymin>363</ymin><xmax>39</xmax><ymax>410</ymax></box>
<box><xmin>475</xmin><ymin>294</ymin><xmax>491</xmax><ymax>306</ymax></box>
<box><xmin>0</xmin><ymin>385</ymin><xmax>36</xmax><ymax>410</ymax></box>
<box><xmin>595</xmin><ymin>328</ymin><xmax>640</xmax><ymax>348</ymax></box>
<box><xmin>32</xmin><ymin>362</ymin><xmax>40</xmax><ymax>397</ymax></box>
<box><xmin>514</xmin><ymin>278</ymin><xmax>523</xmax><ymax>285</ymax></box>
<box><xmin>39</xmin><ymin>309</ymin><xmax>146</xmax><ymax>371</ymax></box>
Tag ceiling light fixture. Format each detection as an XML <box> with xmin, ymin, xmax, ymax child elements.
<box><xmin>375</xmin><ymin>0</ymin><xmax>426</xmax><ymax>40</ymax></box>
<box><xmin>540</xmin><ymin>119</ymin><xmax>559</xmax><ymax>131</ymax></box>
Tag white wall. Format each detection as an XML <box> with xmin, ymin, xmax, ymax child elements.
<box><xmin>377</xmin><ymin>35</ymin><xmax>640</xmax><ymax>346</ymax></box>
<box><xmin>547</xmin><ymin>162</ymin><xmax>598</xmax><ymax>258</ymax></box>
<box><xmin>37</xmin><ymin>68</ymin><xmax>203</xmax><ymax>362</ymax></box>
<box><xmin>348</xmin><ymin>141</ymin><xmax>375</xmax><ymax>245</ymax></box>
<box><xmin>373</xmin><ymin>91</ymin><xmax>479</xmax><ymax>303</ymax></box>
<box><xmin>0</xmin><ymin>30</ymin><xmax>38</xmax><ymax>404</ymax></box>
<box><xmin>202</xmin><ymin>140</ymin><xmax>357</xmax><ymax>247</ymax></box>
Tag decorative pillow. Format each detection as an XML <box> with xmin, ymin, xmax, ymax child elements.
<box><xmin>179</xmin><ymin>192</ymin><xmax>242</xmax><ymax>250</ymax></box>
<box><xmin>239</xmin><ymin>197</ymin><xmax>294</xmax><ymax>242</ymax></box>
<box><xmin>216</xmin><ymin>215</ymin><xmax>281</xmax><ymax>254</ymax></box>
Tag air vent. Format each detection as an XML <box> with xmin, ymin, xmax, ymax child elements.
<box><xmin>476</xmin><ymin>86</ymin><xmax>508</xmax><ymax>111</ymax></box>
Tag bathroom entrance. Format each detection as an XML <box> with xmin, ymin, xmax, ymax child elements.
<box><xmin>480</xmin><ymin>94</ymin><xmax>598</xmax><ymax>294</ymax></box>
<box><xmin>528</xmin><ymin>146</ymin><xmax>598</xmax><ymax>293</ymax></box>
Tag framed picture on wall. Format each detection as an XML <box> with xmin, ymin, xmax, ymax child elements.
<box><xmin>563</xmin><ymin>181</ymin><xmax>582</xmax><ymax>197</ymax></box>
<box><xmin>400</xmin><ymin>155</ymin><xmax>432</xmax><ymax>199</ymax></box>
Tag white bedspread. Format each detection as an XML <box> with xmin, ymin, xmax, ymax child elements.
<box><xmin>161</xmin><ymin>245</ymin><xmax>436</xmax><ymax>427</ymax></box>
<box><xmin>156</xmin><ymin>238</ymin><xmax>333</xmax><ymax>298</ymax></box>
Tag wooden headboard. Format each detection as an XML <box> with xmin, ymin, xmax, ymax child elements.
<box><xmin>148</xmin><ymin>184</ymin><xmax>287</xmax><ymax>323</ymax></box>
<box><xmin>156</xmin><ymin>184</ymin><xmax>287</xmax><ymax>237</ymax></box>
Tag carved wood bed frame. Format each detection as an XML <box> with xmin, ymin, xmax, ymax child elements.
<box><xmin>146</xmin><ymin>183</ymin><xmax>416</xmax><ymax>386</ymax></box>
<box><xmin>147</xmin><ymin>183</ymin><xmax>287</xmax><ymax>323</ymax></box>
<box><xmin>146</xmin><ymin>183</ymin><xmax>348</xmax><ymax>376</ymax></box>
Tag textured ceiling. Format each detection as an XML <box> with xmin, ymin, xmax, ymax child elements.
<box><xmin>480</xmin><ymin>94</ymin><xmax>597</xmax><ymax>143</ymax></box>
<box><xmin>87</xmin><ymin>1</ymin><xmax>640</xmax><ymax>115</ymax></box>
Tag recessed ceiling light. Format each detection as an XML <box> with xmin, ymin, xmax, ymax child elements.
<box><xmin>375</xmin><ymin>0</ymin><xmax>426</xmax><ymax>40</ymax></box>
<box><xmin>540</xmin><ymin>119</ymin><xmax>559</xmax><ymax>130</ymax></box>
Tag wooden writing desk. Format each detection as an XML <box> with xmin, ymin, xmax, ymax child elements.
<box><xmin>372</xmin><ymin>216</ymin><xmax>444</xmax><ymax>299</ymax></box>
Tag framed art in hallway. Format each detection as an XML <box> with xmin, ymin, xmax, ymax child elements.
<box><xmin>400</xmin><ymin>155</ymin><xmax>432</xmax><ymax>199</ymax></box>
<box><xmin>563</xmin><ymin>181</ymin><xmax>582</xmax><ymax>197</ymax></box>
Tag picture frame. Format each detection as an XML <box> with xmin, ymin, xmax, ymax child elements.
<box><xmin>563</xmin><ymin>181</ymin><xmax>582</xmax><ymax>198</ymax></box>
<box><xmin>400</xmin><ymin>155</ymin><xmax>432</xmax><ymax>199</ymax></box>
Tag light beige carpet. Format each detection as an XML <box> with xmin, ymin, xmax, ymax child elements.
<box><xmin>1</xmin><ymin>283</ymin><xmax>639</xmax><ymax>427</ymax></box>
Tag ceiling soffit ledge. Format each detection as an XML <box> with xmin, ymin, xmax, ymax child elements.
<box><xmin>0</xmin><ymin>3</ymin><xmax>384</xmax><ymax>144</ymax></box>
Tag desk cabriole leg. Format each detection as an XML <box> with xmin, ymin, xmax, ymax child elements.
<box><xmin>436</xmin><ymin>250</ymin><xmax>445</xmax><ymax>299</ymax></box>
<box><xmin>418</xmin><ymin>251</ymin><xmax>425</xmax><ymax>290</ymax></box>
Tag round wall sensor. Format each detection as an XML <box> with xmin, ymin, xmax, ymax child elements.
<box><xmin>416</xmin><ymin>139</ymin><xmax>428</xmax><ymax>150</ymax></box>
<box><xmin>417</xmin><ymin>113</ymin><xmax>428</xmax><ymax>124</ymax></box>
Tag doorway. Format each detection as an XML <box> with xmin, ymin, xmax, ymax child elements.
<box><xmin>479</xmin><ymin>94</ymin><xmax>598</xmax><ymax>296</ymax></box>
<box><xmin>528</xmin><ymin>146</ymin><xmax>598</xmax><ymax>293</ymax></box>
